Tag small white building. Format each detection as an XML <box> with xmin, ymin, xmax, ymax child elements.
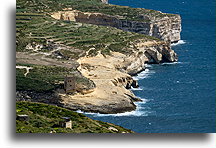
<box><xmin>59</xmin><ymin>117</ymin><xmax>72</xmax><ymax>129</ymax></box>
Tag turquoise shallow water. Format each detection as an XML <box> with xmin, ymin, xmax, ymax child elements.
<box><xmin>84</xmin><ymin>0</ymin><xmax>216</xmax><ymax>133</ymax></box>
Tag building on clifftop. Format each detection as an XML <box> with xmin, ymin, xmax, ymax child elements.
<box><xmin>64</xmin><ymin>76</ymin><xmax>75</xmax><ymax>94</ymax></box>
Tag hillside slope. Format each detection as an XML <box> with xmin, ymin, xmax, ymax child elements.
<box><xmin>16</xmin><ymin>101</ymin><xmax>134</xmax><ymax>133</ymax></box>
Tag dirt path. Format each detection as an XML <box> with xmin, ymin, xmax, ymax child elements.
<box><xmin>16</xmin><ymin>65</ymin><xmax>33</xmax><ymax>77</ymax></box>
<box><xmin>16</xmin><ymin>52</ymin><xmax>79</xmax><ymax>69</ymax></box>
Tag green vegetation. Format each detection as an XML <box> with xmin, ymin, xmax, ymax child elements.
<box><xmin>16</xmin><ymin>0</ymin><xmax>162</xmax><ymax>57</ymax></box>
<box><xmin>16</xmin><ymin>11</ymin><xmax>158</xmax><ymax>56</ymax></box>
<box><xmin>17</xmin><ymin>0</ymin><xmax>175</xmax><ymax>21</ymax></box>
<box><xmin>16</xmin><ymin>64</ymin><xmax>94</xmax><ymax>92</ymax></box>
<box><xmin>16</xmin><ymin>64</ymin><xmax>70</xmax><ymax>92</ymax></box>
<box><xmin>16</xmin><ymin>101</ymin><xmax>134</xmax><ymax>133</ymax></box>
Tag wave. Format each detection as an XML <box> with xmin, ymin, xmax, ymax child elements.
<box><xmin>76</xmin><ymin>97</ymin><xmax>150</xmax><ymax>117</ymax></box>
<box><xmin>145</xmin><ymin>64</ymin><xmax>152</xmax><ymax>68</ymax></box>
<box><xmin>161</xmin><ymin>61</ymin><xmax>190</xmax><ymax>66</ymax></box>
<box><xmin>132</xmin><ymin>68</ymin><xmax>155</xmax><ymax>80</ymax></box>
<box><xmin>161</xmin><ymin>61</ymin><xmax>182</xmax><ymax>65</ymax></box>
<box><xmin>130</xmin><ymin>86</ymin><xmax>143</xmax><ymax>91</ymax></box>
<box><xmin>171</xmin><ymin>40</ymin><xmax>186</xmax><ymax>46</ymax></box>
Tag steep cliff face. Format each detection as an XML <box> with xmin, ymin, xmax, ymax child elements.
<box><xmin>51</xmin><ymin>9</ymin><xmax>181</xmax><ymax>43</ymax></box>
<box><xmin>120</xmin><ymin>15</ymin><xmax>181</xmax><ymax>43</ymax></box>
<box><xmin>119</xmin><ymin>40</ymin><xmax>177</xmax><ymax>75</ymax></box>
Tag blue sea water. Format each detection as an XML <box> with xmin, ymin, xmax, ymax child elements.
<box><xmin>84</xmin><ymin>0</ymin><xmax>216</xmax><ymax>133</ymax></box>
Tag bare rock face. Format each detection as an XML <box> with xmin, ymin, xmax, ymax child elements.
<box><xmin>120</xmin><ymin>41</ymin><xmax>177</xmax><ymax>75</ymax></box>
<box><xmin>119</xmin><ymin>15</ymin><xmax>181</xmax><ymax>43</ymax></box>
<box><xmin>120</xmin><ymin>51</ymin><xmax>147</xmax><ymax>75</ymax></box>
<box><xmin>141</xmin><ymin>41</ymin><xmax>178</xmax><ymax>63</ymax></box>
<box><xmin>51</xmin><ymin>9</ymin><xmax>181</xmax><ymax>43</ymax></box>
<box><xmin>151</xmin><ymin>15</ymin><xmax>181</xmax><ymax>43</ymax></box>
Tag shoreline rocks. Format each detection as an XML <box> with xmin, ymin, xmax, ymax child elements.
<box><xmin>59</xmin><ymin>40</ymin><xmax>177</xmax><ymax>114</ymax></box>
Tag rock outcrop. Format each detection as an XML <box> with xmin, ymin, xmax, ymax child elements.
<box><xmin>119</xmin><ymin>40</ymin><xmax>177</xmax><ymax>75</ymax></box>
<box><xmin>51</xmin><ymin>9</ymin><xmax>181</xmax><ymax>43</ymax></box>
<box><xmin>60</xmin><ymin>52</ymin><xmax>140</xmax><ymax>114</ymax></box>
<box><xmin>60</xmin><ymin>40</ymin><xmax>177</xmax><ymax>113</ymax></box>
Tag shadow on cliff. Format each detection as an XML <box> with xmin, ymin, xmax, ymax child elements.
<box><xmin>9</xmin><ymin>7</ymin><xmax>210</xmax><ymax>143</ymax></box>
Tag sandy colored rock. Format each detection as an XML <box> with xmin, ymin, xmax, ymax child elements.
<box><xmin>60</xmin><ymin>40</ymin><xmax>177</xmax><ymax>113</ymax></box>
<box><xmin>60</xmin><ymin>52</ymin><xmax>139</xmax><ymax>114</ymax></box>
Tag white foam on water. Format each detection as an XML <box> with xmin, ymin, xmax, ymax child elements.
<box><xmin>133</xmin><ymin>68</ymin><xmax>155</xmax><ymax>80</ymax></box>
<box><xmin>76</xmin><ymin>65</ymin><xmax>155</xmax><ymax>117</ymax></box>
<box><xmin>130</xmin><ymin>86</ymin><xmax>143</xmax><ymax>91</ymax></box>
<box><xmin>76</xmin><ymin>98</ymin><xmax>150</xmax><ymax>117</ymax></box>
<box><xmin>145</xmin><ymin>64</ymin><xmax>152</xmax><ymax>68</ymax></box>
<box><xmin>171</xmin><ymin>40</ymin><xmax>186</xmax><ymax>46</ymax></box>
<box><xmin>161</xmin><ymin>61</ymin><xmax>183</xmax><ymax>65</ymax></box>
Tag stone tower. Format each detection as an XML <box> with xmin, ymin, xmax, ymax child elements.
<box><xmin>64</xmin><ymin>76</ymin><xmax>75</xmax><ymax>94</ymax></box>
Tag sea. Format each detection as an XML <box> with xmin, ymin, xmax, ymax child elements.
<box><xmin>82</xmin><ymin>0</ymin><xmax>216</xmax><ymax>133</ymax></box>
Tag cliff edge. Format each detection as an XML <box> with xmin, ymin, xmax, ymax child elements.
<box><xmin>16</xmin><ymin>0</ymin><xmax>180</xmax><ymax>114</ymax></box>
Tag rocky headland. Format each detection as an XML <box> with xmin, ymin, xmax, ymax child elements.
<box><xmin>60</xmin><ymin>40</ymin><xmax>177</xmax><ymax>114</ymax></box>
<box><xmin>16</xmin><ymin>0</ymin><xmax>181</xmax><ymax>114</ymax></box>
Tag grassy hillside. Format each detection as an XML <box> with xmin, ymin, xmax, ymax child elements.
<box><xmin>17</xmin><ymin>0</ymin><xmax>175</xmax><ymax>21</ymax></box>
<box><xmin>16</xmin><ymin>11</ymin><xmax>158</xmax><ymax>57</ymax></box>
<box><xmin>16</xmin><ymin>63</ymin><xmax>95</xmax><ymax>93</ymax></box>
<box><xmin>16</xmin><ymin>101</ymin><xmax>134</xmax><ymax>133</ymax></box>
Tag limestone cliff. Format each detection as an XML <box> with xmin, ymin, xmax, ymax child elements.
<box><xmin>121</xmin><ymin>40</ymin><xmax>177</xmax><ymax>75</ymax></box>
<box><xmin>51</xmin><ymin>9</ymin><xmax>181</xmax><ymax>43</ymax></box>
<box><xmin>16</xmin><ymin>0</ymin><xmax>181</xmax><ymax>114</ymax></box>
<box><xmin>60</xmin><ymin>40</ymin><xmax>177</xmax><ymax>113</ymax></box>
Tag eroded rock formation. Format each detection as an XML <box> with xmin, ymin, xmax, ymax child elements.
<box><xmin>60</xmin><ymin>40</ymin><xmax>177</xmax><ymax>113</ymax></box>
<box><xmin>49</xmin><ymin>4</ymin><xmax>180</xmax><ymax>114</ymax></box>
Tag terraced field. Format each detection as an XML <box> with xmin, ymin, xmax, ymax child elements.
<box><xmin>16</xmin><ymin>12</ymin><xmax>159</xmax><ymax>59</ymax></box>
<box><xmin>17</xmin><ymin>0</ymin><xmax>174</xmax><ymax>20</ymax></box>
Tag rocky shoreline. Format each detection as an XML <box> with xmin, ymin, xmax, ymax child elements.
<box><xmin>16</xmin><ymin>0</ymin><xmax>181</xmax><ymax>114</ymax></box>
<box><xmin>59</xmin><ymin>40</ymin><xmax>178</xmax><ymax>114</ymax></box>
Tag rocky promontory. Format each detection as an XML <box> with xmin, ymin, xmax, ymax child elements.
<box><xmin>16</xmin><ymin>0</ymin><xmax>181</xmax><ymax>114</ymax></box>
<box><xmin>60</xmin><ymin>40</ymin><xmax>177</xmax><ymax>114</ymax></box>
